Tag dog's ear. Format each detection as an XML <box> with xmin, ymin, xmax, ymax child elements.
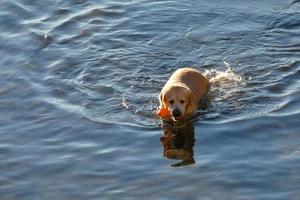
<box><xmin>186</xmin><ymin>90</ymin><xmax>197</xmax><ymax>116</ymax></box>
<box><xmin>159</xmin><ymin>90</ymin><xmax>167</xmax><ymax>109</ymax></box>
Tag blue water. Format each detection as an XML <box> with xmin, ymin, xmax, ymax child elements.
<box><xmin>1</xmin><ymin>0</ymin><xmax>300</xmax><ymax>199</ymax></box>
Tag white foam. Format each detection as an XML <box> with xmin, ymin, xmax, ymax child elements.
<box><xmin>203</xmin><ymin>62</ymin><xmax>244</xmax><ymax>84</ymax></box>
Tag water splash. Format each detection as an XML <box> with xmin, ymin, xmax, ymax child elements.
<box><xmin>199</xmin><ymin>62</ymin><xmax>249</xmax><ymax>122</ymax></box>
<box><xmin>203</xmin><ymin>62</ymin><xmax>245</xmax><ymax>84</ymax></box>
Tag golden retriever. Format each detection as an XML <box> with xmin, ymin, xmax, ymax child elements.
<box><xmin>159</xmin><ymin>68</ymin><xmax>209</xmax><ymax>121</ymax></box>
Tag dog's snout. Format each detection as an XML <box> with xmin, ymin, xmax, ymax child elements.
<box><xmin>172</xmin><ymin>109</ymin><xmax>181</xmax><ymax>117</ymax></box>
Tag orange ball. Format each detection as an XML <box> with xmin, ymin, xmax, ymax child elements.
<box><xmin>157</xmin><ymin>108</ymin><xmax>171</xmax><ymax>118</ymax></box>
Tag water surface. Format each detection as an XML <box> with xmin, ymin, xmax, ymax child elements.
<box><xmin>1</xmin><ymin>0</ymin><xmax>300</xmax><ymax>199</ymax></box>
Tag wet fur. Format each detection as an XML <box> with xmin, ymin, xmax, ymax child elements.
<box><xmin>159</xmin><ymin>68</ymin><xmax>209</xmax><ymax>120</ymax></box>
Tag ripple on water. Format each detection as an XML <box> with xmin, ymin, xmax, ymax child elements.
<box><xmin>1</xmin><ymin>0</ymin><xmax>300</xmax><ymax>199</ymax></box>
<box><xmin>12</xmin><ymin>0</ymin><xmax>298</xmax><ymax>128</ymax></box>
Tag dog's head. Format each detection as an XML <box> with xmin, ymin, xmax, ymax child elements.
<box><xmin>159</xmin><ymin>85</ymin><xmax>197</xmax><ymax>121</ymax></box>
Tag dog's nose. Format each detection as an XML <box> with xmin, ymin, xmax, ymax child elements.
<box><xmin>172</xmin><ymin>109</ymin><xmax>181</xmax><ymax>117</ymax></box>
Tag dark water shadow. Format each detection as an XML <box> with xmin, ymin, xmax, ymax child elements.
<box><xmin>160</xmin><ymin>120</ymin><xmax>195</xmax><ymax>167</ymax></box>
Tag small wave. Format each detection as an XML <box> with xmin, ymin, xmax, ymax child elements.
<box><xmin>84</xmin><ymin>106</ymin><xmax>159</xmax><ymax>128</ymax></box>
<box><xmin>43</xmin><ymin>97</ymin><xmax>84</xmax><ymax>115</ymax></box>
<box><xmin>199</xmin><ymin>62</ymin><xmax>250</xmax><ymax>122</ymax></box>
<box><xmin>203</xmin><ymin>62</ymin><xmax>245</xmax><ymax>84</ymax></box>
<box><xmin>50</xmin><ymin>6</ymin><xmax>123</xmax><ymax>32</ymax></box>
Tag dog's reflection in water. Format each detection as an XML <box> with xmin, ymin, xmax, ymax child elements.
<box><xmin>160</xmin><ymin>120</ymin><xmax>195</xmax><ymax>167</ymax></box>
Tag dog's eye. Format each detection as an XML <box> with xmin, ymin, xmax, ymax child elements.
<box><xmin>169</xmin><ymin>100</ymin><xmax>174</xmax><ymax>104</ymax></box>
<box><xmin>180</xmin><ymin>100</ymin><xmax>185</xmax><ymax>104</ymax></box>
